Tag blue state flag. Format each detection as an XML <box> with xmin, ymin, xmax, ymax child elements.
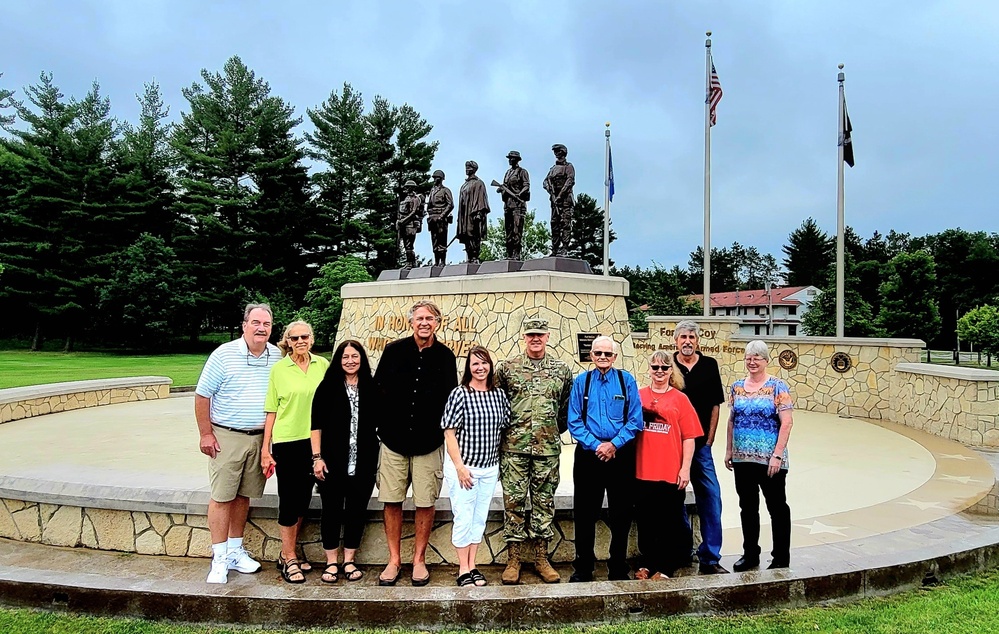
<box><xmin>607</xmin><ymin>145</ymin><xmax>615</xmax><ymax>202</ymax></box>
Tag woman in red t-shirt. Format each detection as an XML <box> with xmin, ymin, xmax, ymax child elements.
<box><xmin>634</xmin><ymin>351</ymin><xmax>703</xmax><ymax>580</ymax></box>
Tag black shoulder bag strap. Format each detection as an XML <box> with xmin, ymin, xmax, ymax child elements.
<box><xmin>580</xmin><ymin>369</ymin><xmax>628</xmax><ymax>428</ymax></box>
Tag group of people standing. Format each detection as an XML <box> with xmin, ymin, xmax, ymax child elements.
<box><xmin>194</xmin><ymin>303</ymin><xmax>795</xmax><ymax>587</ymax></box>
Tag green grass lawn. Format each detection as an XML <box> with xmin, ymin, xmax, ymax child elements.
<box><xmin>0</xmin><ymin>351</ymin><xmax>210</xmax><ymax>389</ymax></box>
<box><xmin>2</xmin><ymin>568</ymin><xmax>999</xmax><ymax>633</ymax></box>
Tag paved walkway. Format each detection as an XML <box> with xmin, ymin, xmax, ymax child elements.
<box><xmin>2</xmin><ymin>395</ymin><xmax>999</xmax><ymax>627</ymax></box>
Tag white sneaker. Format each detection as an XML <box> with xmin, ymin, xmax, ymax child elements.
<box><xmin>207</xmin><ymin>554</ymin><xmax>229</xmax><ymax>584</ymax></box>
<box><xmin>227</xmin><ymin>546</ymin><xmax>262</xmax><ymax>574</ymax></box>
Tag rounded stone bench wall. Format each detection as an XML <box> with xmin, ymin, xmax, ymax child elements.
<box><xmin>0</xmin><ymin>377</ymin><xmax>173</xmax><ymax>424</ymax></box>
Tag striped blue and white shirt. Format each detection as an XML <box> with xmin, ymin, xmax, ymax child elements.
<box><xmin>195</xmin><ymin>337</ymin><xmax>280</xmax><ymax>430</ymax></box>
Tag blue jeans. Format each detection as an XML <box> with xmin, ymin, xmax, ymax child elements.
<box><xmin>684</xmin><ymin>443</ymin><xmax>723</xmax><ymax>565</ymax></box>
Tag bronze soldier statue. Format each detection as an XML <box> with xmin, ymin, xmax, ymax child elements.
<box><xmin>397</xmin><ymin>179</ymin><xmax>424</xmax><ymax>269</ymax></box>
<box><xmin>426</xmin><ymin>170</ymin><xmax>454</xmax><ymax>267</ymax></box>
<box><xmin>492</xmin><ymin>151</ymin><xmax>530</xmax><ymax>260</ymax></box>
<box><xmin>456</xmin><ymin>161</ymin><xmax>490</xmax><ymax>264</ymax></box>
<box><xmin>542</xmin><ymin>143</ymin><xmax>575</xmax><ymax>257</ymax></box>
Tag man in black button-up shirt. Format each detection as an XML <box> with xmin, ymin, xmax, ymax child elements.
<box><xmin>374</xmin><ymin>299</ymin><xmax>458</xmax><ymax>586</ymax></box>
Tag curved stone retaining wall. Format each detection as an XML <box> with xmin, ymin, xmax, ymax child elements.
<box><xmin>892</xmin><ymin>363</ymin><xmax>999</xmax><ymax>446</ymax></box>
<box><xmin>0</xmin><ymin>377</ymin><xmax>172</xmax><ymax>424</ymax></box>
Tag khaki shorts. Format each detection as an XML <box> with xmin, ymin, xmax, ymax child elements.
<box><xmin>377</xmin><ymin>444</ymin><xmax>444</xmax><ymax>508</ymax></box>
<box><xmin>209</xmin><ymin>425</ymin><xmax>266</xmax><ymax>502</ymax></box>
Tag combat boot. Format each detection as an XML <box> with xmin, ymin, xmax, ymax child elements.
<box><xmin>502</xmin><ymin>542</ymin><xmax>521</xmax><ymax>585</ymax></box>
<box><xmin>533</xmin><ymin>540</ymin><xmax>561</xmax><ymax>584</ymax></box>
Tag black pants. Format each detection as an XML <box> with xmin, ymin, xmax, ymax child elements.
<box><xmin>635</xmin><ymin>479</ymin><xmax>691</xmax><ymax>576</ymax></box>
<box><xmin>272</xmin><ymin>439</ymin><xmax>315</xmax><ymax>527</ymax></box>
<box><xmin>572</xmin><ymin>442</ymin><xmax>636</xmax><ymax>575</ymax></box>
<box><xmin>316</xmin><ymin>473</ymin><xmax>375</xmax><ymax>551</ymax></box>
<box><xmin>733</xmin><ymin>462</ymin><xmax>791</xmax><ymax>563</ymax></box>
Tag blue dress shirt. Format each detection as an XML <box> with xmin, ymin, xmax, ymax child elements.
<box><xmin>567</xmin><ymin>368</ymin><xmax>643</xmax><ymax>452</ymax></box>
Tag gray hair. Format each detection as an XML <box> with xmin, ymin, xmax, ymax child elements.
<box><xmin>745</xmin><ymin>340</ymin><xmax>771</xmax><ymax>361</ymax></box>
<box><xmin>243</xmin><ymin>303</ymin><xmax>273</xmax><ymax>322</ymax></box>
<box><xmin>407</xmin><ymin>299</ymin><xmax>442</xmax><ymax>322</ymax></box>
<box><xmin>674</xmin><ymin>320</ymin><xmax>699</xmax><ymax>338</ymax></box>
<box><xmin>591</xmin><ymin>335</ymin><xmax>619</xmax><ymax>354</ymax></box>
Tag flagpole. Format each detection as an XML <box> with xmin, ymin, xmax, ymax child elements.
<box><xmin>836</xmin><ymin>64</ymin><xmax>846</xmax><ymax>337</ymax></box>
<box><xmin>703</xmin><ymin>31</ymin><xmax>712</xmax><ymax>317</ymax></box>
<box><xmin>603</xmin><ymin>122</ymin><xmax>611</xmax><ymax>276</ymax></box>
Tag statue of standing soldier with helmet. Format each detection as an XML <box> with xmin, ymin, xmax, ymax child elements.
<box><xmin>543</xmin><ymin>144</ymin><xmax>575</xmax><ymax>258</ymax></box>
<box><xmin>397</xmin><ymin>179</ymin><xmax>425</xmax><ymax>269</ymax></box>
<box><xmin>426</xmin><ymin>170</ymin><xmax>454</xmax><ymax>267</ymax></box>
<box><xmin>493</xmin><ymin>150</ymin><xmax>530</xmax><ymax>261</ymax></box>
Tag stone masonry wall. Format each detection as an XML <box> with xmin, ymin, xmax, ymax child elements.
<box><xmin>1</xmin><ymin>384</ymin><xmax>171</xmax><ymax>424</ymax></box>
<box><xmin>891</xmin><ymin>365</ymin><xmax>999</xmax><ymax>447</ymax></box>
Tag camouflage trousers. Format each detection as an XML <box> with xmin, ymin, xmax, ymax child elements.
<box><xmin>500</xmin><ymin>452</ymin><xmax>560</xmax><ymax>543</ymax></box>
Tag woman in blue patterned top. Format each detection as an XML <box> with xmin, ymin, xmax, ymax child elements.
<box><xmin>441</xmin><ymin>345</ymin><xmax>511</xmax><ymax>587</ymax></box>
<box><xmin>724</xmin><ymin>340</ymin><xmax>794</xmax><ymax>572</ymax></box>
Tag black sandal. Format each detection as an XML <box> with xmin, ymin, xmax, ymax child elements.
<box><xmin>321</xmin><ymin>562</ymin><xmax>339</xmax><ymax>584</ymax></box>
<box><xmin>277</xmin><ymin>554</ymin><xmax>311</xmax><ymax>573</ymax></box>
<box><xmin>469</xmin><ymin>568</ymin><xmax>487</xmax><ymax>586</ymax></box>
<box><xmin>342</xmin><ymin>561</ymin><xmax>364</xmax><ymax>582</ymax></box>
<box><xmin>280</xmin><ymin>558</ymin><xmax>307</xmax><ymax>584</ymax></box>
<box><xmin>456</xmin><ymin>572</ymin><xmax>475</xmax><ymax>587</ymax></box>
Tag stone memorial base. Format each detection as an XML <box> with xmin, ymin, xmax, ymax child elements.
<box><xmin>475</xmin><ymin>259</ymin><xmax>523</xmax><ymax>275</ymax></box>
<box><xmin>336</xmin><ymin>269</ymin><xmax>635</xmax><ymax>372</ymax></box>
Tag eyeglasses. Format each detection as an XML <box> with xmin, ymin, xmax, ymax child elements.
<box><xmin>288</xmin><ymin>334</ymin><xmax>311</xmax><ymax>342</ymax></box>
<box><xmin>649</xmin><ymin>364</ymin><xmax>672</xmax><ymax>371</ymax></box>
<box><xmin>246</xmin><ymin>348</ymin><xmax>271</xmax><ymax>367</ymax></box>
<box><xmin>591</xmin><ymin>350</ymin><xmax>614</xmax><ymax>358</ymax></box>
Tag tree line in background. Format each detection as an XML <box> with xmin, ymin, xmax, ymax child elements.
<box><xmin>0</xmin><ymin>61</ymin><xmax>619</xmax><ymax>351</ymax></box>
<box><xmin>2</xmin><ymin>62</ymin><xmax>996</xmax><ymax>353</ymax></box>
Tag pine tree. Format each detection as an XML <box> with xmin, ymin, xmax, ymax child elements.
<box><xmin>172</xmin><ymin>56</ymin><xmax>311</xmax><ymax>334</ymax></box>
<box><xmin>782</xmin><ymin>217</ymin><xmax>834</xmax><ymax>287</ymax></box>
<box><xmin>567</xmin><ymin>193</ymin><xmax>615</xmax><ymax>272</ymax></box>
<box><xmin>800</xmin><ymin>258</ymin><xmax>882</xmax><ymax>337</ymax></box>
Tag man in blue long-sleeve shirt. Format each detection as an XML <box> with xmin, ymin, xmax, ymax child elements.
<box><xmin>567</xmin><ymin>335</ymin><xmax>643</xmax><ymax>582</ymax></box>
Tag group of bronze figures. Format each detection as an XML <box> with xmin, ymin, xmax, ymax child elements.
<box><xmin>397</xmin><ymin>144</ymin><xmax>577</xmax><ymax>268</ymax></box>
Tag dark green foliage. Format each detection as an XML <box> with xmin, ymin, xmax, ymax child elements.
<box><xmin>876</xmin><ymin>251</ymin><xmax>941</xmax><ymax>343</ymax></box>
<box><xmin>687</xmin><ymin>242</ymin><xmax>781</xmax><ymax>293</ymax></box>
<box><xmin>783</xmin><ymin>217</ymin><xmax>834</xmax><ymax>287</ymax></box>
<box><xmin>613</xmin><ymin>264</ymin><xmax>699</xmax><ymax>332</ymax></box>
<box><xmin>480</xmin><ymin>210</ymin><xmax>551</xmax><ymax>262</ymax></box>
<box><xmin>298</xmin><ymin>256</ymin><xmax>374</xmax><ymax>346</ymax></box>
<box><xmin>801</xmin><ymin>258</ymin><xmax>882</xmax><ymax>337</ymax></box>
<box><xmin>957</xmin><ymin>305</ymin><xmax>999</xmax><ymax>358</ymax></box>
<box><xmin>97</xmin><ymin>234</ymin><xmax>195</xmax><ymax>348</ymax></box>
<box><xmin>567</xmin><ymin>193</ymin><xmax>615</xmax><ymax>272</ymax></box>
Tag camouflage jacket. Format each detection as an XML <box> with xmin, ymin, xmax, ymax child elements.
<box><xmin>496</xmin><ymin>353</ymin><xmax>573</xmax><ymax>456</ymax></box>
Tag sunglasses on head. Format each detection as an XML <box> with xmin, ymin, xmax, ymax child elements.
<box><xmin>288</xmin><ymin>334</ymin><xmax>311</xmax><ymax>342</ymax></box>
<box><xmin>591</xmin><ymin>350</ymin><xmax>614</xmax><ymax>358</ymax></box>
<box><xmin>649</xmin><ymin>364</ymin><xmax>672</xmax><ymax>371</ymax></box>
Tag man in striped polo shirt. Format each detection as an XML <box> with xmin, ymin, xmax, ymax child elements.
<box><xmin>195</xmin><ymin>303</ymin><xmax>280</xmax><ymax>584</ymax></box>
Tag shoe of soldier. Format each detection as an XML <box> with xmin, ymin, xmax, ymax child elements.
<box><xmin>227</xmin><ymin>546</ymin><xmax>262</xmax><ymax>574</ymax></box>
<box><xmin>207</xmin><ymin>554</ymin><xmax>229</xmax><ymax>584</ymax></box>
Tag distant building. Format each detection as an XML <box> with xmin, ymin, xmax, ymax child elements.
<box><xmin>686</xmin><ymin>286</ymin><xmax>821</xmax><ymax>337</ymax></box>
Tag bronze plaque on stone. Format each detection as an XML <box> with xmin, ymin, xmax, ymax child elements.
<box><xmin>778</xmin><ymin>349</ymin><xmax>798</xmax><ymax>370</ymax></box>
<box><xmin>577</xmin><ymin>332</ymin><xmax>599</xmax><ymax>362</ymax></box>
<box><xmin>831</xmin><ymin>351</ymin><xmax>852</xmax><ymax>373</ymax></box>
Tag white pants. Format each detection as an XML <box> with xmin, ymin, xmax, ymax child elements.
<box><xmin>444</xmin><ymin>458</ymin><xmax>499</xmax><ymax>548</ymax></box>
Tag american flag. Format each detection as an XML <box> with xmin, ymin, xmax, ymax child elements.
<box><xmin>708</xmin><ymin>56</ymin><xmax>723</xmax><ymax>127</ymax></box>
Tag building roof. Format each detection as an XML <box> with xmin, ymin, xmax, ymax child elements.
<box><xmin>686</xmin><ymin>286</ymin><xmax>816</xmax><ymax>308</ymax></box>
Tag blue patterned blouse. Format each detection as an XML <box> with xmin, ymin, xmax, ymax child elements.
<box><xmin>729</xmin><ymin>377</ymin><xmax>793</xmax><ymax>469</ymax></box>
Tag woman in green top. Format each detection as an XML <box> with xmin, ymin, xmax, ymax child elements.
<box><xmin>261</xmin><ymin>320</ymin><xmax>330</xmax><ymax>584</ymax></box>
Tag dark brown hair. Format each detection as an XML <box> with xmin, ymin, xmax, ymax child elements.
<box><xmin>461</xmin><ymin>345</ymin><xmax>495</xmax><ymax>390</ymax></box>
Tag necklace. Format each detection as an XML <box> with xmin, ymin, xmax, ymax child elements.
<box><xmin>649</xmin><ymin>386</ymin><xmax>670</xmax><ymax>406</ymax></box>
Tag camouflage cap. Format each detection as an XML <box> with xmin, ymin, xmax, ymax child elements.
<box><xmin>404</xmin><ymin>179</ymin><xmax>417</xmax><ymax>187</ymax></box>
<box><xmin>522</xmin><ymin>317</ymin><xmax>549</xmax><ymax>335</ymax></box>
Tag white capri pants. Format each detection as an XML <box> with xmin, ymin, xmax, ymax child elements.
<box><xmin>444</xmin><ymin>458</ymin><xmax>499</xmax><ymax>548</ymax></box>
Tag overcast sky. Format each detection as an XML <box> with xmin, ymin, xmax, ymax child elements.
<box><xmin>5</xmin><ymin>0</ymin><xmax>998</xmax><ymax>269</ymax></box>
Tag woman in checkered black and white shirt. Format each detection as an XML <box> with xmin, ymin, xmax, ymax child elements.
<box><xmin>441</xmin><ymin>345</ymin><xmax>511</xmax><ymax>587</ymax></box>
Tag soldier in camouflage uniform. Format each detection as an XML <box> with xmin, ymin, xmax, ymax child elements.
<box><xmin>496</xmin><ymin>317</ymin><xmax>573</xmax><ymax>584</ymax></box>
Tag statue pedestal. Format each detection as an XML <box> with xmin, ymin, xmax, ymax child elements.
<box><xmin>337</xmin><ymin>270</ymin><xmax>636</xmax><ymax>374</ymax></box>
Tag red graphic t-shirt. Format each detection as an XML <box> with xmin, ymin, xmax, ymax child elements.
<box><xmin>636</xmin><ymin>387</ymin><xmax>703</xmax><ymax>483</ymax></box>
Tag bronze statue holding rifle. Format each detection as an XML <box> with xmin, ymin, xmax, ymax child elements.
<box><xmin>543</xmin><ymin>144</ymin><xmax>574</xmax><ymax>258</ymax></box>
<box><xmin>426</xmin><ymin>170</ymin><xmax>454</xmax><ymax>267</ymax></box>
<box><xmin>397</xmin><ymin>179</ymin><xmax>424</xmax><ymax>269</ymax></box>
<box><xmin>492</xmin><ymin>150</ymin><xmax>530</xmax><ymax>261</ymax></box>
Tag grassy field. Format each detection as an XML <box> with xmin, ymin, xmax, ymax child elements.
<box><xmin>1</xmin><ymin>568</ymin><xmax>999</xmax><ymax>633</ymax></box>
<box><xmin>0</xmin><ymin>351</ymin><xmax>210</xmax><ymax>389</ymax></box>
